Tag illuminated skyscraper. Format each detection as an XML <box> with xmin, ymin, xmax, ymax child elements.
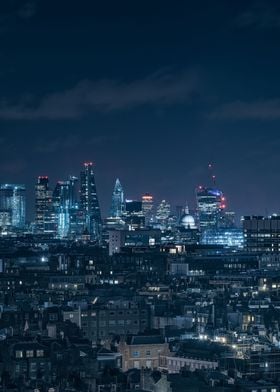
<box><xmin>53</xmin><ymin>176</ymin><xmax>78</xmax><ymax>238</ymax></box>
<box><xmin>110</xmin><ymin>178</ymin><xmax>125</xmax><ymax>218</ymax></box>
<box><xmin>124</xmin><ymin>200</ymin><xmax>144</xmax><ymax>229</ymax></box>
<box><xmin>0</xmin><ymin>184</ymin><xmax>26</xmax><ymax>228</ymax></box>
<box><xmin>35</xmin><ymin>176</ymin><xmax>53</xmax><ymax>233</ymax></box>
<box><xmin>142</xmin><ymin>193</ymin><xmax>154</xmax><ymax>226</ymax></box>
<box><xmin>80</xmin><ymin>162</ymin><xmax>101</xmax><ymax>239</ymax></box>
<box><xmin>196</xmin><ymin>186</ymin><xmax>225</xmax><ymax>231</ymax></box>
<box><xmin>156</xmin><ymin>200</ymin><xmax>171</xmax><ymax>228</ymax></box>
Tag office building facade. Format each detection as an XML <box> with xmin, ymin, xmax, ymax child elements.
<box><xmin>142</xmin><ymin>193</ymin><xmax>154</xmax><ymax>226</ymax></box>
<box><xmin>53</xmin><ymin>176</ymin><xmax>78</xmax><ymax>238</ymax></box>
<box><xmin>196</xmin><ymin>186</ymin><xmax>225</xmax><ymax>231</ymax></box>
<box><xmin>243</xmin><ymin>215</ymin><xmax>280</xmax><ymax>253</ymax></box>
<box><xmin>80</xmin><ymin>162</ymin><xmax>102</xmax><ymax>240</ymax></box>
<box><xmin>35</xmin><ymin>176</ymin><xmax>53</xmax><ymax>233</ymax></box>
<box><xmin>110</xmin><ymin>178</ymin><xmax>125</xmax><ymax>218</ymax></box>
<box><xmin>0</xmin><ymin>184</ymin><xmax>26</xmax><ymax>229</ymax></box>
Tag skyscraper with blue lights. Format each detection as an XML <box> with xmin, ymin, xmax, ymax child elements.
<box><xmin>0</xmin><ymin>184</ymin><xmax>26</xmax><ymax>229</ymax></box>
<box><xmin>53</xmin><ymin>176</ymin><xmax>78</xmax><ymax>238</ymax></box>
<box><xmin>196</xmin><ymin>186</ymin><xmax>225</xmax><ymax>231</ymax></box>
<box><xmin>110</xmin><ymin>178</ymin><xmax>125</xmax><ymax>218</ymax></box>
<box><xmin>35</xmin><ymin>176</ymin><xmax>54</xmax><ymax>233</ymax></box>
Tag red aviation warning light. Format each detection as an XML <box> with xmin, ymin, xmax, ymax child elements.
<box><xmin>84</xmin><ymin>161</ymin><xmax>93</xmax><ymax>166</ymax></box>
<box><xmin>220</xmin><ymin>195</ymin><xmax>226</xmax><ymax>209</ymax></box>
<box><xmin>208</xmin><ymin>162</ymin><xmax>217</xmax><ymax>186</ymax></box>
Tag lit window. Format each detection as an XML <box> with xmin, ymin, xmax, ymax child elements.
<box><xmin>26</xmin><ymin>350</ymin><xmax>34</xmax><ymax>358</ymax></box>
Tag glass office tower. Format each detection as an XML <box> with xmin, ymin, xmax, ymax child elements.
<box><xmin>80</xmin><ymin>162</ymin><xmax>102</xmax><ymax>240</ymax></box>
<box><xmin>0</xmin><ymin>184</ymin><xmax>26</xmax><ymax>229</ymax></box>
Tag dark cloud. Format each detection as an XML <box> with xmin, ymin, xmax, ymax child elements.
<box><xmin>0</xmin><ymin>0</ymin><xmax>39</xmax><ymax>36</ymax></box>
<box><xmin>236</xmin><ymin>2</ymin><xmax>280</xmax><ymax>29</ymax></box>
<box><xmin>210</xmin><ymin>99</ymin><xmax>280</xmax><ymax>120</ymax></box>
<box><xmin>0</xmin><ymin>70</ymin><xmax>199</xmax><ymax>121</ymax></box>
<box><xmin>34</xmin><ymin>133</ymin><xmax>119</xmax><ymax>154</ymax></box>
<box><xmin>0</xmin><ymin>159</ymin><xmax>28</xmax><ymax>176</ymax></box>
<box><xmin>17</xmin><ymin>1</ymin><xmax>38</xmax><ymax>20</ymax></box>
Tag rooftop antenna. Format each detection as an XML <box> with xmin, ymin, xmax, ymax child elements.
<box><xmin>208</xmin><ymin>162</ymin><xmax>216</xmax><ymax>187</ymax></box>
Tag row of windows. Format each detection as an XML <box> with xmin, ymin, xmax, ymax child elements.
<box><xmin>168</xmin><ymin>359</ymin><xmax>216</xmax><ymax>366</ymax></box>
<box><xmin>81</xmin><ymin>319</ymin><xmax>146</xmax><ymax>327</ymax></box>
<box><xmin>224</xmin><ymin>263</ymin><xmax>246</xmax><ymax>269</ymax></box>
<box><xmin>15</xmin><ymin>349</ymin><xmax>44</xmax><ymax>358</ymax></box>
<box><xmin>133</xmin><ymin>360</ymin><xmax>153</xmax><ymax>369</ymax></box>
<box><xmin>80</xmin><ymin>310</ymin><xmax>146</xmax><ymax>318</ymax></box>
<box><xmin>15</xmin><ymin>362</ymin><xmax>47</xmax><ymax>372</ymax></box>
<box><xmin>250</xmin><ymin>389</ymin><xmax>277</xmax><ymax>392</ymax></box>
<box><xmin>133</xmin><ymin>350</ymin><xmax>151</xmax><ymax>357</ymax></box>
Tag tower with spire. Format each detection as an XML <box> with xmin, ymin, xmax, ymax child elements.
<box><xmin>110</xmin><ymin>178</ymin><xmax>125</xmax><ymax>218</ymax></box>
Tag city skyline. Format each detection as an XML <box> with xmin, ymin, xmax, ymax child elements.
<box><xmin>0</xmin><ymin>159</ymin><xmax>276</xmax><ymax>222</ymax></box>
<box><xmin>1</xmin><ymin>1</ymin><xmax>280</xmax><ymax>218</ymax></box>
<box><xmin>2</xmin><ymin>3</ymin><xmax>280</xmax><ymax>390</ymax></box>
<box><xmin>0</xmin><ymin>163</ymin><xmax>230</xmax><ymax>221</ymax></box>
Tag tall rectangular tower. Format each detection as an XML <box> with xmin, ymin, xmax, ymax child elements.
<box><xmin>35</xmin><ymin>176</ymin><xmax>53</xmax><ymax>233</ymax></box>
<box><xmin>80</xmin><ymin>162</ymin><xmax>101</xmax><ymax>239</ymax></box>
<box><xmin>196</xmin><ymin>186</ymin><xmax>225</xmax><ymax>231</ymax></box>
<box><xmin>0</xmin><ymin>184</ymin><xmax>26</xmax><ymax>229</ymax></box>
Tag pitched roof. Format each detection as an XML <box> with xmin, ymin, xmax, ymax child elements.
<box><xmin>129</xmin><ymin>335</ymin><xmax>164</xmax><ymax>345</ymax></box>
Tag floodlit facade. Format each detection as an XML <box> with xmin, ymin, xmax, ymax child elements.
<box><xmin>201</xmin><ymin>228</ymin><xmax>244</xmax><ymax>249</ymax></box>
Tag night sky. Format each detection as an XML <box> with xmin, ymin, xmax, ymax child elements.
<box><xmin>1</xmin><ymin>0</ymin><xmax>280</xmax><ymax>220</ymax></box>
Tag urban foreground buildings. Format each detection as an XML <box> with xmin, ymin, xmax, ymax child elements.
<box><xmin>1</xmin><ymin>162</ymin><xmax>280</xmax><ymax>391</ymax></box>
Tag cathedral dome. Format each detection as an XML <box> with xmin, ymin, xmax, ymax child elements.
<box><xmin>180</xmin><ymin>214</ymin><xmax>196</xmax><ymax>229</ymax></box>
